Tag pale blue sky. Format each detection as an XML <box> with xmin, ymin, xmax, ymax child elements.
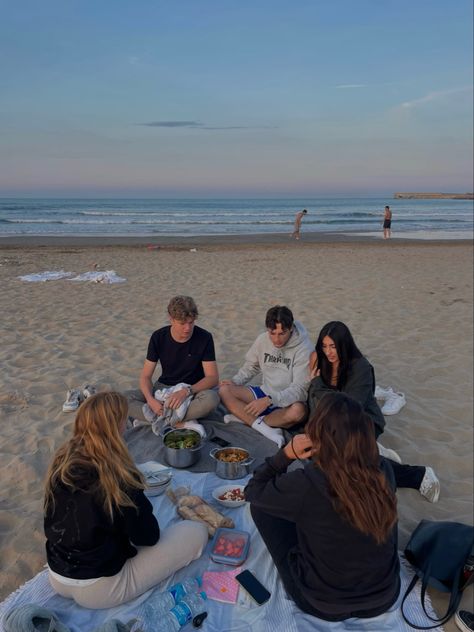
<box><xmin>0</xmin><ymin>0</ymin><xmax>472</xmax><ymax>196</ymax></box>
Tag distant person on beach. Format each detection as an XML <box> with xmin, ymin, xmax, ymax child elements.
<box><xmin>218</xmin><ymin>305</ymin><xmax>313</xmax><ymax>447</ymax></box>
<box><xmin>291</xmin><ymin>208</ymin><xmax>308</xmax><ymax>240</ymax></box>
<box><xmin>383</xmin><ymin>205</ymin><xmax>392</xmax><ymax>239</ymax></box>
<box><xmin>127</xmin><ymin>295</ymin><xmax>219</xmax><ymax>423</ymax></box>
<box><xmin>44</xmin><ymin>392</ymin><xmax>207</xmax><ymax>608</ymax></box>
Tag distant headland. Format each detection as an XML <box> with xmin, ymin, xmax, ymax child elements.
<box><xmin>394</xmin><ymin>192</ymin><xmax>473</xmax><ymax>200</ymax></box>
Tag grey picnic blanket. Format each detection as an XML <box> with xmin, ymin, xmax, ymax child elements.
<box><xmin>124</xmin><ymin>404</ymin><xmax>287</xmax><ymax>472</ymax></box>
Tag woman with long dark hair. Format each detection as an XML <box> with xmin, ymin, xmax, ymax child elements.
<box><xmin>308</xmin><ymin>321</ymin><xmax>439</xmax><ymax>502</ymax></box>
<box><xmin>44</xmin><ymin>391</ymin><xmax>207</xmax><ymax>609</ymax></box>
<box><xmin>245</xmin><ymin>392</ymin><xmax>400</xmax><ymax>621</ymax></box>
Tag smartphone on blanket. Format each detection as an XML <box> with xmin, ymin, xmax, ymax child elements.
<box><xmin>235</xmin><ymin>570</ymin><xmax>271</xmax><ymax>605</ymax></box>
<box><xmin>210</xmin><ymin>436</ymin><xmax>231</xmax><ymax>448</ymax></box>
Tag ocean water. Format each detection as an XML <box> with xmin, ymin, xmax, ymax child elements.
<box><xmin>0</xmin><ymin>197</ymin><xmax>472</xmax><ymax>238</ymax></box>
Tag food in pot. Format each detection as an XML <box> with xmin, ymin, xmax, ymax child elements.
<box><xmin>216</xmin><ymin>449</ymin><xmax>248</xmax><ymax>463</ymax></box>
<box><xmin>164</xmin><ymin>430</ymin><xmax>200</xmax><ymax>450</ymax></box>
<box><xmin>218</xmin><ymin>488</ymin><xmax>245</xmax><ymax>502</ymax></box>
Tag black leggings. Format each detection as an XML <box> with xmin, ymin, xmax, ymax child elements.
<box><xmin>388</xmin><ymin>460</ymin><xmax>424</xmax><ymax>489</ymax></box>
<box><xmin>374</xmin><ymin>428</ymin><xmax>425</xmax><ymax>489</ymax></box>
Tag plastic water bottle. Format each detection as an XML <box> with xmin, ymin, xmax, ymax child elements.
<box><xmin>169</xmin><ymin>577</ymin><xmax>202</xmax><ymax>602</ymax></box>
<box><xmin>144</xmin><ymin>577</ymin><xmax>202</xmax><ymax>619</ymax></box>
<box><xmin>148</xmin><ymin>591</ymin><xmax>207</xmax><ymax>632</ymax></box>
<box><xmin>170</xmin><ymin>592</ymin><xmax>208</xmax><ymax>627</ymax></box>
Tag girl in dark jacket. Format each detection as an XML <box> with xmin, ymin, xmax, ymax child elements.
<box><xmin>307</xmin><ymin>321</ymin><xmax>439</xmax><ymax>502</ymax></box>
<box><xmin>44</xmin><ymin>391</ymin><xmax>207</xmax><ymax>609</ymax></box>
<box><xmin>246</xmin><ymin>392</ymin><xmax>400</xmax><ymax>621</ymax></box>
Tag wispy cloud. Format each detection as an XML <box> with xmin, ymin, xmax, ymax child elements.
<box><xmin>400</xmin><ymin>86</ymin><xmax>472</xmax><ymax>109</ymax></box>
<box><xmin>335</xmin><ymin>84</ymin><xmax>368</xmax><ymax>89</ymax></box>
<box><xmin>139</xmin><ymin>121</ymin><xmax>277</xmax><ymax>130</ymax></box>
<box><xmin>142</xmin><ymin>121</ymin><xmax>202</xmax><ymax>128</ymax></box>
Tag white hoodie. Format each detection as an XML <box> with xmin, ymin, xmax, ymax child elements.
<box><xmin>232</xmin><ymin>321</ymin><xmax>313</xmax><ymax>408</ymax></box>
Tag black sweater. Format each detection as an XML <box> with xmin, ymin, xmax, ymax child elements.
<box><xmin>308</xmin><ymin>356</ymin><xmax>386</xmax><ymax>436</ymax></box>
<box><xmin>44</xmin><ymin>471</ymin><xmax>160</xmax><ymax>579</ymax></box>
<box><xmin>245</xmin><ymin>450</ymin><xmax>400</xmax><ymax>619</ymax></box>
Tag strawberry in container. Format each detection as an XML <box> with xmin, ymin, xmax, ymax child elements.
<box><xmin>210</xmin><ymin>527</ymin><xmax>251</xmax><ymax>566</ymax></box>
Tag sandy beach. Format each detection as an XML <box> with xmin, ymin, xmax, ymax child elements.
<box><xmin>0</xmin><ymin>236</ymin><xmax>472</xmax><ymax>628</ymax></box>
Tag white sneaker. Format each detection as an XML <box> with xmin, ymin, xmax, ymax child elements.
<box><xmin>375</xmin><ymin>385</ymin><xmax>394</xmax><ymax>400</ymax></box>
<box><xmin>82</xmin><ymin>384</ymin><xmax>97</xmax><ymax>399</ymax></box>
<box><xmin>179</xmin><ymin>420</ymin><xmax>206</xmax><ymax>439</ymax></box>
<box><xmin>419</xmin><ymin>466</ymin><xmax>440</xmax><ymax>503</ymax></box>
<box><xmin>377</xmin><ymin>442</ymin><xmax>402</xmax><ymax>464</ymax></box>
<box><xmin>62</xmin><ymin>388</ymin><xmax>84</xmax><ymax>412</ymax></box>
<box><xmin>223</xmin><ymin>413</ymin><xmax>245</xmax><ymax>424</ymax></box>
<box><xmin>251</xmin><ymin>417</ymin><xmax>285</xmax><ymax>448</ymax></box>
<box><xmin>381</xmin><ymin>391</ymin><xmax>406</xmax><ymax>415</ymax></box>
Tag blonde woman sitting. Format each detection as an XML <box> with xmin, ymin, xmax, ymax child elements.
<box><xmin>44</xmin><ymin>392</ymin><xmax>207</xmax><ymax>609</ymax></box>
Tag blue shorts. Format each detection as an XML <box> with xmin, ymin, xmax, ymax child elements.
<box><xmin>247</xmin><ymin>385</ymin><xmax>279</xmax><ymax>416</ymax></box>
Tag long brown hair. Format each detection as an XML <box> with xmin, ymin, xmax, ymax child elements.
<box><xmin>306</xmin><ymin>392</ymin><xmax>397</xmax><ymax>545</ymax></box>
<box><xmin>44</xmin><ymin>391</ymin><xmax>145</xmax><ymax>520</ymax></box>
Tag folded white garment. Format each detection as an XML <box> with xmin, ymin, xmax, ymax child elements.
<box><xmin>143</xmin><ymin>382</ymin><xmax>193</xmax><ymax>432</ymax></box>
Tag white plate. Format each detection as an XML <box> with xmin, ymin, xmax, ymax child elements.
<box><xmin>212</xmin><ymin>484</ymin><xmax>247</xmax><ymax>508</ymax></box>
<box><xmin>136</xmin><ymin>461</ymin><xmax>172</xmax><ymax>496</ymax></box>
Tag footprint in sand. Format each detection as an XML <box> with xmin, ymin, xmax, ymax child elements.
<box><xmin>0</xmin><ymin>391</ymin><xmax>30</xmax><ymax>413</ymax></box>
<box><xmin>441</xmin><ymin>298</ymin><xmax>466</xmax><ymax>306</ymax></box>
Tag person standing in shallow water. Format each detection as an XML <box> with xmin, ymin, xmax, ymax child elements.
<box><xmin>291</xmin><ymin>209</ymin><xmax>308</xmax><ymax>240</ymax></box>
<box><xmin>383</xmin><ymin>205</ymin><xmax>392</xmax><ymax>239</ymax></box>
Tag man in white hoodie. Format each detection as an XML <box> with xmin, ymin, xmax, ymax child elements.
<box><xmin>219</xmin><ymin>305</ymin><xmax>313</xmax><ymax>447</ymax></box>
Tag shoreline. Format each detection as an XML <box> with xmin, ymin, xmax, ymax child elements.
<box><xmin>0</xmin><ymin>231</ymin><xmax>472</xmax><ymax>248</ymax></box>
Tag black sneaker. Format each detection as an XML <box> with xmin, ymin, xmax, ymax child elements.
<box><xmin>456</xmin><ymin>610</ymin><xmax>474</xmax><ymax>632</ymax></box>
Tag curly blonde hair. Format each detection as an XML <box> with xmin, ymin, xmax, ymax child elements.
<box><xmin>44</xmin><ymin>392</ymin><xmax>145</xmax><ymax>520</ymax></box>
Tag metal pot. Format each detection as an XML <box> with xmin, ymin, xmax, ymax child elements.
<box><xmin>160</xmin><ymin>427</ymin><xmax>204</xmax><ymax>468</ymax></box>
<box><xmin>209</xmin><ymin>446</ymin><xmax>255</xmax><ymax>480</ymax></box>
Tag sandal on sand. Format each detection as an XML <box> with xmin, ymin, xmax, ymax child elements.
<box><xmin>62</xmin><ymin>388</ymin><xmax>84</xmax><ymax>412</ymax></box>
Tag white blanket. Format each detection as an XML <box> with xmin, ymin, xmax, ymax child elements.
<box><xmin>0</xmin><ymin>468</ymin><xmax>444</xmax><ymax>632</ymax></box>
<box><xmin>18</xmin><ymin>270</ymin><xmax>126</xmax><ymax>284</ymax></box>
<box><xmin>68</xmin><ymin>271</ymin><xmax>126</xmax><ymax>284</ymax></box>
<box><xmin>18</xmin><ymin>270</ymin><xmax>74</xmax><ymax>282</ymax></box>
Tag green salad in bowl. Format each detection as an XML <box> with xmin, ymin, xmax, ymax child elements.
<box><xmin>163</xmin><ymin>429</ymin><xmax>201</xmax><ymax>450</ymax></box>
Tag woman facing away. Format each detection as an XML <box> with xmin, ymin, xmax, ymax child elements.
<box><xmin>44</xmin><ymin>391</ymin><xmax>207</xmax><ymax>609</ymax></box>
<box><xmin>245</xmin><ymin>392</ymin><xmax>400</xmax><ymax>621</ymax></box>
<box><xmin>307</xmin><ymin>321</ymin><xmax>440</xmax><ymax>503</ymax></box>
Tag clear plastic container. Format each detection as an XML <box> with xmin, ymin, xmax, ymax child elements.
<box><xmin>210</xmin><ymin>527</ymin><xmax>250</xmax><ymax>565</ymax></box>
